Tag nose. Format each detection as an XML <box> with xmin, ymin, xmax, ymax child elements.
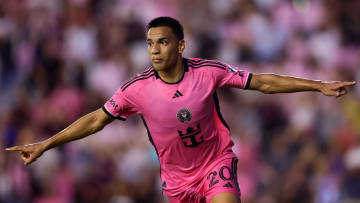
<box><xmin>151</xmin><ymin>43</ymin><xmax>160</xmax><ymax>55</ymax></box>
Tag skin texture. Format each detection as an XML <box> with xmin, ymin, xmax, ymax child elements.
<box><xmin>210</xmin><ymin>193</ymin><xmax>240</xmax><ymax>203</ymax></box>
<box><xmin>5</xmin><ymin>24</ymin><xmax>356</xmax><ymax>203</ymax></box>
<box><xmin>249</xmin><ymin>73</ymin><xmax>356</xmax><ymax>96</ymax></box>
<box><xmin>147</xmin><ymin>26</ymin><xmax>185</xmax><ymax>83</ymax></box>
<box><xmin>6</xmin><ymin>108</ymin><xmax>113</xmax><ymax>165</ymax></box>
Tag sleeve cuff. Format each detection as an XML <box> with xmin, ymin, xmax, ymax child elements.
<box><xmin>102</xmin><ymin>106</ymin><xmax>126</xmax><ymax>121</ymax></box>
<box><xmin>244</xmin><ymin>73</ymin><xmax>253</xmax><ymax>89</ymax></box>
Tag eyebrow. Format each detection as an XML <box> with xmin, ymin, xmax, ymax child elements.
<box><xmin>147</xmin><ymin>37</ymin><xmax>169</xmax><ymax>42</ymax></box>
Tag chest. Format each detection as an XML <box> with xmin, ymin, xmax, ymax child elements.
<box><xmin>139</xmin><ymin>74</ymin><xmax>215</xmax><ymax>126</ymax></box>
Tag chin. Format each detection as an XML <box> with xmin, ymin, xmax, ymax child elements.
<box><xmin>153</xmin><ymin>65</ymin><xmax>164</xmax><ymax>71</ymax></box>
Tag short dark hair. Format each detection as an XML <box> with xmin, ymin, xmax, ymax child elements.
<box><xmin>146</xmin><ymin>16</ymin><xmax>184</xmax><ymax>40</ymax></box>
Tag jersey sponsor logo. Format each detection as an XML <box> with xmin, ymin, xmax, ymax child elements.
<box><xmin>172</xmin><ymin>90</ymin><xmax>183</xmax><ymax>99</ymax></box>
<box><xmin>177</xmin><ymin>123</ymin><xmax>204</xmax><ymax>147</ymax></box>
<box><xmin>177</xmin><ymin>108</ymin><xmax>192</xmax><ymax>123</ymax></box>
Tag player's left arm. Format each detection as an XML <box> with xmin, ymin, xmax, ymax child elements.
<box><xmin>248</xmin><ymin>73</ymin><xmax>356</xmax><ymax>97</ymax></box>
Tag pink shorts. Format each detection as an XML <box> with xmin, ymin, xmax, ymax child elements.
<box><xmin>167</xmin><ymin>157</ymin><xmax>241</xmax><ymax>203</ymax></box>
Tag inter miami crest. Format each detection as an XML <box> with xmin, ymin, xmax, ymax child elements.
<box><xmin>177</xmin><ymin>108</ymin><xmax>192</xmax><ymax>123</ymax></box>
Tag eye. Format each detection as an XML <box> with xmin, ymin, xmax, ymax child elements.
<box><xmin>160</xmin><ymin>40</ymin><xmax>168</xmax><ymax>45</ymax></box>
<box><xmin>147</xmin><ymin>41</ymin><xmax>153</xmax><ymax>46</ymax></box>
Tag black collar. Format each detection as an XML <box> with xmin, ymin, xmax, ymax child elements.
<box><xmin>154</xmin><ymin>58</ymin><xmax>188</xmax><ymax>84</ymax></box>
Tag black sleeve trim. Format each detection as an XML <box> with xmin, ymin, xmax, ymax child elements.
<box><xmin>102</xmin><ymin>106</ymin><xmax>126</xmax><ymax>121</ymax></box>
<box><xmin>244</xmin><ymin>73</ymin><xmax>253</xmax><ymax>89</ymax></box>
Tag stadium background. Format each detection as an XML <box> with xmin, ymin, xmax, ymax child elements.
<box><xmin>1</xmin><ymin>0</ymin><xmax>360</xmax><ymax>202</ymax></box>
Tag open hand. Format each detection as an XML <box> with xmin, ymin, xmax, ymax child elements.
<box><xmin>320</xmin><ymin>81</ymin><xmax>356</xmax><ymax>97</ymax></box>
<box><xmin>6</xmin><ymin>143</ymin><xmax>46</xmax><ymax>165</ymax></box>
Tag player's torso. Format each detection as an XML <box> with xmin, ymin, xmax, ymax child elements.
<box><xmin>139</xmin><ymin>67</ymin><xmax>217</xmax><ymax>151</ymax></box>
<box><xmin>125</xmin><ymin>59</ymin><xmax>237</xmax><ymax>192</ymax></box>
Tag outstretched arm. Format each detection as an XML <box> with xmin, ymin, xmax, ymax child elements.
<box><xmin>6</xmin><ymin>108</ymin><xmax>114</xmax><ymax>165</ymax></box>
<box><xmin>249</xmin><ymin>73</ymin><xmax>356</xmax><ymax>97</ymax></box>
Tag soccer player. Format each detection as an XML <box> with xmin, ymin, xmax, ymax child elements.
<box><xmin>6</xmin><ymin>17</ymin><xmax>356</xmax><ymax>203</ymax></box>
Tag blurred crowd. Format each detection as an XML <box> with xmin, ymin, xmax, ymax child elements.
<box><xmin>1</xmin><ymin>0</ymin><xmax>360</xmax><ymax>202</ymax></box>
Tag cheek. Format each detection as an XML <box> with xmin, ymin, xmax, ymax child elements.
<box><xmin>166</xmin><ymin>47</ymin><xmax>178</xmax><ymax>58</ymax></box>
<box><xmin>161</xmin><ymin>46</ymin><xmax>177</xmax><ymax>63</ymax></box>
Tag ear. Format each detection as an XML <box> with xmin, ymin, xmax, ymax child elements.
<box><xmin>178</xmin><ymin>39</ymin><xmax>185</xmax><ymax>54</ymax></box>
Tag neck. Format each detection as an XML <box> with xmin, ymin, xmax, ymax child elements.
<box><xmin>157</xmin><ymin>57</ymin><xmax>184</xmax><ymax>83</ymax></box>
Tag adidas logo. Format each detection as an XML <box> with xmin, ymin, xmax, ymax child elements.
<box><xmin>172</xmin><ymin>90</ymin><xmax>183</xmax><ymax>99</ymax></box>
<box><xmin>223</xmin><ymin>182</ymin><xmax>233</xmax><ymax>188</ymax></box>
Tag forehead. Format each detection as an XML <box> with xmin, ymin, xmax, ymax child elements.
<box><xmin>147</xmin><ymin>26</ymin><xmax>176</xmax><ymax>40</ymax></box>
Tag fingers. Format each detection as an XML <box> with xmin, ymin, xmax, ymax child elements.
<box><xmin>344</xmin><ymin>81</ymin><xmax>356</xmax><ymax>86</ymax></box>
<box><xmin>5</xmin><ymin>146</ymin><xmax>24</xmax><ymax>151</ymax></box>
<box><xmin>336</xmin><ymin>87</ymin><xmax>347</xmax><ymax>97</ymax></box>
<box><xmin>21</xmin><ymin>151</ymin><xmax>30</xmax><ymax>159</ymax></box>
<box><xmin>20</xmin><ymin>152</ymin><xmax>28</xmax><ymax>162</ymax></box>
<box><xmin>21</xmin><ymin>152</ymin><xmax>37</xmax><ymax>165</ymax></box>
<box><xmin>338</xmin><ymin>81</ymin><xmax>356</xmax><ymax>88</ymax></box>
<box><xmin>330</xmin><ymin>81</ymin><xmax>356</xmax><ymax>97</ymax></box>
<box><xmin>6</xmin><ymin>145</ymin><xmax>38</xmax><ymax>165</ymax></box>
<box><xmin>25</xmin><ymin>157</ymin><xmax>35</xmax><ymax>165</ymax></box>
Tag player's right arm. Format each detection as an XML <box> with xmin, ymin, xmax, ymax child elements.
<box><xmin>6</xmin><ymin>108</ymin><xmax>114</xmax><ymax>165</ymax></box>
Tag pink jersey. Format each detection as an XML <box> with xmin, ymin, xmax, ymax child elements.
<box><xmin>103</xmin><ymin>58</ymin><xmax>252</xmax><ymax>197</ymax></box>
